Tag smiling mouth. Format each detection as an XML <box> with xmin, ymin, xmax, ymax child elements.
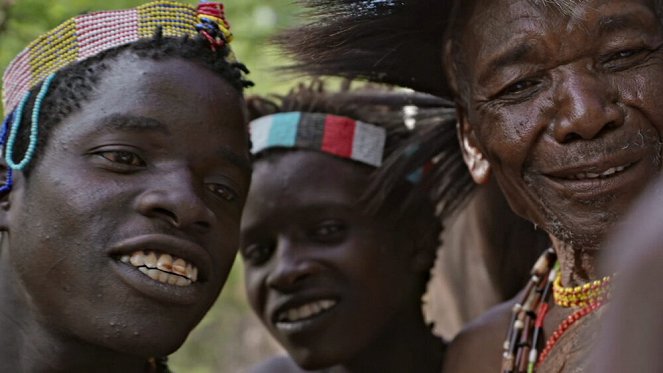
<box><xmin>119</xmin><ymin>250</ymin><xmax>198</xmax><ymax>287</ymax></box>
<box><xmin>552</xmin><ymin>162</ymin><xmax>634</xmax><ymax>181</ymax></box>
<box><xmin>275</xmin><ymin>299</ymin><xmax>338</xmax><ymax>329</ymax></box>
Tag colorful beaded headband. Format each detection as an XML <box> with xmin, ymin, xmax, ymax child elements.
<box><xmin>0</xmin><ymin>0</ymin><xmax>236</xmax><ymax>194</ymax></box>
<box><xmin>250</xmin><ymin>112</ymin><xmax>387</xmax><ymax>167</ymax></box>
<box><xmin>2</xmin><ymin>0</ymin><xmax>235</xmax><ymax>115</ymax></box>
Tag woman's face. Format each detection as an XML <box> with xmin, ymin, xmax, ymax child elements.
<box><xmin>240</xmin><ymin>151</ymin><xmax>423</xmax><ymax>369</ymax></box>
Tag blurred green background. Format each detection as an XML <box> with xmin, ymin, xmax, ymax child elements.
<box><xmin>0</xmin><ymin>0</ymin><xmax>300</xmax><ymax>371</ymax></box>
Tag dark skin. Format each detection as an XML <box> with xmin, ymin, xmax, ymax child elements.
<box><xmin>241</xmin><ymin>151</ymin><xmax>445</xmax><ymax>373</ymax></box>
<box><xmin>0</xmin><ymin>55</ymin><xmax>251</xmax><ymax>372</ymax></box>
<box><xmin>444</xmin><ymin>0</ymin><xmax>663</xmax><ymax>371</ymax></box>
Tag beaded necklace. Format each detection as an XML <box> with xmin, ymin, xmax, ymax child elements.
<box><xmin>536</xmin><ymin>301</ymin><xmax>605</xmax><ymax>367</ymax></box>
<box><xmin>501</xmin><ymin>250</ymin><xmax>614</xmax><ymax>373</ymax></box>
<box><xmin>552</xmin><ymin>272</ymin><xmax>613</xmax><ymax>308</ymax></box>
<box><xmin>501</xmin><ymin>248</ymin><xmax>557</xmax><ymax>373</ymax></box>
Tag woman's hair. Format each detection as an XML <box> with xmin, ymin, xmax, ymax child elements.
<box><xmin>248</xmin><ymin>81</ymin><xmax>475</xmax><ymax>290</ymax></box>
<box><xmin>9</xmin><ymin>27</ymin><xmax>252</xmax><ymax>177</ymax></box>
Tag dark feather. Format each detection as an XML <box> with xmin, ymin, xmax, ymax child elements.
<box><xmin>277</xmin><ymin>0</ymin><xmax>453</xmax><ymax>97</ymax></box>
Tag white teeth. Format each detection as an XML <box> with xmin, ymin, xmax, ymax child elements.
<box><xmin>287</xmin><ymin>309</ymin><xmax>299</xmax><ymax>321</ymax></box>
<box><xmin>176</xmin><ymin>276</ymin><xmax>192</xmax><ymax>286</ymax></box>
<box><xmin>172</xmin><ymin>258</ymin><xmax>187</xmax><ymax>277</ymax></box>
<box><xmin>120</xmin><ymin>250</ymin><xmax>199</xmax><ymax>287</ymax></box>
<box><xmin>146</xmin><ymin>268</ymin><xmax>160</xmax><ymax>281</ymax></box>
<box><xmin>130</xmin><ymin>252</ymin><xmax>144</xmax><ymax>266</ymax></box>
<box><xmin>144</xmin><ymin>252</ymin><xmax>157</xmax><ymax>268</ymax></box>
<box><xmin>278</xmin><ymin>299</ymin><xmax>338</xmax><ymax>323</ymax></box>
<box><xmin>158</xmin><ymin>271</ymin><xmax>169</xmax><ymax>283</ymax></box>
<box><xmin>569</xmin><ymin>163</ymin><xmax>631</xmax><ymax>180</ymax></box>
<box><xmin>156</xmin><ymin>253</ymin><xmax>173</xmax><ymax>272</ymax></box>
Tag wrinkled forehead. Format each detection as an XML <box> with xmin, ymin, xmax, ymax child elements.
<box><xmin>458</xmin><ymin>0</ymin><xmax>659</xmax><ymax>31</ymax></box>
<box><xmin>455</xmin><ymin>0</ymin><xmax>659</xmax><ymax>72</ymax></box>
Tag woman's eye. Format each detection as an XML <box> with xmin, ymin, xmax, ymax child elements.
<box><xmin>241</xmin><ymin>243</ymin><xmax>274</xmax><ymax>265</ymax></box>
<box><xmin>207</xmin><ymin>183</ymin><xmax>237</xmax><ymax>202</ymax></box>
<box><xmin>97</xmin><ymin>150</ymin><xmax>145</xmax><ymax>167</ymax></box>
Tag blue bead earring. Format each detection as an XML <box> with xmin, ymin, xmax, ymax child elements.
<box><xmin>0</xmin><ymin>111</ymin><xmax>15</xmax><ymax>194</ymax></box>
<box><xmin>5</xmin><ymin>72</ymin><xmax>56</xmax><ymax>171</ymax></box>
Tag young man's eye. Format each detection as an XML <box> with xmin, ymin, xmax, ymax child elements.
<box><xmin>206</xmin><ymin>183</ymin><xmax>238</xmax><ymax>202</ymax></box>
<box><xmin>310</xmin><ymin>221</ymin><xmax>347</xmax><ymax>241</ymax></box>
<box><xmin>97</xmin><ymin>150</ymin><xmax>146</xmax><ymax>167</ymax></box>
<box><xmin>241</xmin><ymin>243</ymin><xmax>274</xmax><ymax>265</ymax></box>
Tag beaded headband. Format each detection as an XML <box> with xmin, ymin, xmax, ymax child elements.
<box><xmin>0</xmin><ymin>0</ymin><xmax>237</xmax><ymax>194</ymax></box>
<box><xmin>250</xmin><ymin>112</ymin><xmax>387</xmax><ymax>167</ymax></box>
<box><xmin>2</xmin><ymin>0</ymin><xmax>235</xmax><ymax>115</ymax></box>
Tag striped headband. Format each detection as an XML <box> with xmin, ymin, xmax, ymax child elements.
<box><xmin>2</xmin><ymin>0</ymin><xmax>235</xmax><ymax>115</ymax></box>
<box><xmin>250</xmin><ymin>112</ymin><xmax>387</xmax><ymax>167</ymax></box>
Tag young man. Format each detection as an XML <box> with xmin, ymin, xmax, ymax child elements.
<box><xmin>0</xmin><ymin>2</ymin><xmax>252</xmax><ymax>371</ymax></box>
<box><xmin>278</xmin><ymin>0</ymin><xmax>663</xmax><ymax>371</ymax></box>
<box><xmin>242</xmin><ymin>84</ymin><xmax>458</xmax><ymax>373</ymax></box>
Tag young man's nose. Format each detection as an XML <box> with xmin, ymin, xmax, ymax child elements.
<box><xmin>552</xmin><ymin>70</ymin><xmax>624</xmax><ymax>143</ymax></box>
<box><xmin>134</xmin><ymin>170</ymin><xmax>215</xmax><ymax>232</ymax></box>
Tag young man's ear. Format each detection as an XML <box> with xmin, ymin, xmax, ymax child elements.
<box><xmin>457</xmin><ymin>109</ymin><xmax>491</xmax><ymax>185</ymax></box>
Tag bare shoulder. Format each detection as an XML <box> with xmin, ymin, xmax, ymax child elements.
<box><xmin>442</xmin><ymin>298</ymin><xmax>515</xmax><ymax>373</ymax></box>
<box><xmin>248</xmin><ymin>355</ymin><xmax>309</xmax><ymax>373</ymax></box>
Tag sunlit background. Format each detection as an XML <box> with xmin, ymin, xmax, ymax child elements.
<box><xmin>0</xmin><ymin>1</ymin><xmax>301</xmax><ymax>371</ymax></box>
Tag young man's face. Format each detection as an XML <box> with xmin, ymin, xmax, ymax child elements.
<box><xmin>455</xmin><ymin>0</ymin><xmax>663</xmax><ymax>249</ymax></box>
<box><xmin>2</xmin><ymin>55</ymin><xmax>251</xmax><ymax>356</ymax></box>
<box><xmin>240</xmin><ymin>151</ymin><xmax>423</xmax><ymax>369</ymax></box>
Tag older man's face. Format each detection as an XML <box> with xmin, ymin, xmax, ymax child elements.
<box><xmin>456</xmin><ymin>0</ymin><xmax>663</xmax><ymax>249</ymax></box>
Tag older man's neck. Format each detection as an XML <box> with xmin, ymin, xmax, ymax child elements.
<box><xmin>550</xmin><ymin>236</ymin><xmax>607</xmax><ymax>287</ymax></box>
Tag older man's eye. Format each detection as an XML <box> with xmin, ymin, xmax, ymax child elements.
<box><xmin>98</xmin><ymin>150</ymin><xmax>145</xmax><ymax>167</ymax></box>
<box><xmin>603</xmin><ymin>48</ymin><xmax>648</xmax><ymax>70</ymax></box>
<box><xmin>501</xmin><ymin>80</ymin><xmax>538</xmax><ymax>96</ymax></box>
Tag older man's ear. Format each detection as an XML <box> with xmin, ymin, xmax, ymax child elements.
<box><xmin>458</xmin><ymin>113</ymin><xmax>491</xmax><ymax>185</ymax></box>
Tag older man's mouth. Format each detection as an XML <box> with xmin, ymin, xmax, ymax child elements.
<box><xmin>556</xmin><ymin>162</ymin><xmax>634</xmax><ymax>181</ymax></box>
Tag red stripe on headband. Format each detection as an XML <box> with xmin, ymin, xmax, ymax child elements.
<box><xmin>321</xmin><ymin>115</ymin><xmax>357</xmax><ymax>158</ymax></box>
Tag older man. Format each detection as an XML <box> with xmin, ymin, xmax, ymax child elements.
<box><xmin>279</xmin><ymin>0</ymin><xmax>663</xmax><ymax>371</ymax></box>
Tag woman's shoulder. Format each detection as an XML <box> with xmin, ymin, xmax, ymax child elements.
<box><xmin>442</xmin><ymin>297</ymin><xmax>516</xmax><ymax>373</ymax></box>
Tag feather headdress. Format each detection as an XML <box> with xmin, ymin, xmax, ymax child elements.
<box><xmin>277</xmin><ymin>0</ymin><xmax>453</xmax><ymax>98</ymax></box>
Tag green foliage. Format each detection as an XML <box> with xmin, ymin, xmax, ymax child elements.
<box><xmin>0</xmin><ymin>0</ymin><xmax>299</xmax><ymax>371</ymax></box>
